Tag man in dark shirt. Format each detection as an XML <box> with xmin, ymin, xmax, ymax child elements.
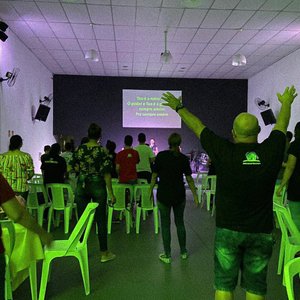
<box><xmin>161</xmin><ymin>86</ymin><xmax>297</xmax><ymax>300</ymax></box>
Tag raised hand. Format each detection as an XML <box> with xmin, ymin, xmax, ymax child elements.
<box><xmin>161</xmin><ymin>92</ymin><xmax>182</xmax><ymax>110</ymax></box>
<box><xmin>277</xmin><ymin>85</ymin><xmax>297</xmax><ymax>105</ymax></box>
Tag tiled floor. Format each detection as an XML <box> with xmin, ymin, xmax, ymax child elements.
<box><xmin>14</xmin><ymin>189</ymin><xmax>298</xmax><ymax>300</ymax></box>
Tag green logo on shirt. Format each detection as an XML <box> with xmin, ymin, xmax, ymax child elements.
<box><xmin>243</xmin><ymin>152</ymin><xmax>261</xmax><ymax>165</ymax></box>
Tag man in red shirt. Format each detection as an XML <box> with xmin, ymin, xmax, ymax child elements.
<box><xmin>116</xmin><ymin>135</ymin><xmax>140</xmax><ymax>184</ymax></box>
<box><xmin>0</xmin><ymin>174</ymin><xmax>52</xmax><ymax>300</ymax></box>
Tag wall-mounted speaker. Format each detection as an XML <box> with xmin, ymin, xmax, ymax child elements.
<box><xmin>260</xmin><ymin>109</ymin><xmax>276</xmax><ymax>126</ymax></box>
<box><xmin>34</xmin><ymin>104</ymin><xmax>50</xmax><ymax>122</ymax></box>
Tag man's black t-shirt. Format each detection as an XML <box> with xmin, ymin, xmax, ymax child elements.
<box><xmin>201</xmin><ymin>128</ymin><xmax>285</xmax><ymax>233</ymax></box>
<box><xmin>41</xmin><ymin>155</ymin><xmax>67</xmax><ymax>185</ymax></box>
<box><xmin>287</xmin><ymin>138</ymin><xmax>300</xmax><ymax>202</ymax></box>
<box><xmin>153</xmin><ymin>150</ymin><xmax>192</xmax><ymax>206</ymax></box>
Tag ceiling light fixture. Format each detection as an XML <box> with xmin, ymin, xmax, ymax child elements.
<box><xmin>160</xmin><ymin>30</ymin><xmax>173</xmax><ymax>64</ymax></box>
<box><xmin>232</xmin><ymin>54</ymin><xmax>246</xmax><ymax>66</ymax></box>
<box><xmin>84</xmin><ymin>49</ymin><xmax>99</xmax><ymax>62</ymax></box>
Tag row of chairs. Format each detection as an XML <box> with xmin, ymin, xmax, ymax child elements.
<box><xmin>108</xmin><ymin>182</ymin><xmax>159</xmax><ymax>234</ymax></box>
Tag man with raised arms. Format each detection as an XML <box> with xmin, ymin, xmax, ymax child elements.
<box><xmin>161</xmin><ymin>86</ymin><xmax>297</xmax><ymax>300</ymax></box>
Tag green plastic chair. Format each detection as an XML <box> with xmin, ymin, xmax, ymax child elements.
<box><xmin>107</xmin><ymin>184</ymin><xmax>133</xmax><ymax>234</ymax></box>
<box><xmin>0</xmin><ymin>219</ymin><xmax>15</xmax><ymax>300</ymax></box>
<box><xmin>26</xmin><ymin>182</ymin><xmax>50</xmax><ymax>226</ymax></box>
<box><xmin>46</xmin><ymin>183</ymin><xmax>78</xmax><ymax>234</ymax></box>
<box><xmin>38</xmin><ymin>202</ymin><xmax>99</xmax><ymax>300</ymax></box>
<box><xmin>202</xmin><ymin>175</ymin><xmax>217</xmax><ymax>215</ymax></box>
<box><xmin>134</xmin><ymin>184</ymin><xmax>159</xmax><ymax>234</ymax></box>
<box><xmin>284</xmin><ymin>257</ymin><xmax>300</xmax><ymax>300</ymax></box>
<box><xmin>273</xmin><ymin>203</ymin><xmax>300</xmax><ymax>280</ymax></box>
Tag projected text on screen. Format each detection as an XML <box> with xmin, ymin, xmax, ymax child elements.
<box><xmin>122</xmin><ymin>89</ymin><xmax>182</xmax><ymax>128</ymax></box>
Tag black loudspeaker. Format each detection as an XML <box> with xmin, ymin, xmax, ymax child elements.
<box><xmin>34</xmin><ymin>104</ymin><xmax>50</xmax><ymax>122</ymax></box>
<box><xmin>260</xmin><ymin>109</ymin><xmax>276</xmax><ymax>126</ymax></box>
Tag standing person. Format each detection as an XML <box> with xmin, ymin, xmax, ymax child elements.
<box><xmin>41</xmin><ymin>143</ymin><xmax>67</xmax><ymax>185</ymax></box>
<box><xmin>0</xmin><ymin>173</ymin><xmax>52</xmax><ymax>300</ymax></box>
<box><xmin>106</xmin><ymin>140</ymin><xmax>118</xmax><ymax>179</ymax></box>
<box><xmin>149</xmin><ymin>133</ymin><xmax>198</xmax><ymax>263</ymax></box>
<box><xmin>71</xmin><ymin>123</ymin><xmax>116</xmax><ymax>262</ymax></box>
<box><xmin>40</xmin><ymin>145</ymin><xmax>51</xmax><ymax>165</ymax></box>
<box><xmin>135</xmin><ymin>133</ymin><xmax>155</xmax><ymax>183</ymax></box>
<box><xmin>277</xmin><ymin>122</ymin><xmax>300</xmax><ymax>230</ymax></box>
<box><xmin>0</xmin><ymin>135</ymin><xmax>34</xmax><ymax>200</ymax></box>
<box><xmin>161</xmin><ymin>86</ymin><xmax>297</xmax><ymax>300</ymax></box>
<box><xmin>61</xmin><ymin>142</ymin><xmax>77</xmax><ymax>192</ymax></box>
<box><xmin>116</xmin><ymin>135</ymin><xmax>139</xmax><ymax>184</ymax></box>
<box><xmin>149</xmin><ymin>138</ymin><xmax>159</xmax><ymax>156</ymax></box>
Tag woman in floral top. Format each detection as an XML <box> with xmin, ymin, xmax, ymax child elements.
<box><xmin>71</xmin><ymin>123</ymin><xmax>116</xmax><ymax>263</ymax></box>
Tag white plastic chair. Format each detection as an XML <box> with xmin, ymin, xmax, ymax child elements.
<box><xmin>284</xmin><ymin>257</ymin><xmax>300</xmax><ymax>300</ymax></box>
<box><xmin>134</xmin><ymin>184</ymin><xmax>159</xmax><ymax>234</ymax></box>
<box><xmin>273</xmin><ymin>185</ymin><xmax>287</xmax><ymax>229</ymax></box>
<box><xmin>26</xmin><ymin>182</ymin><xmax>50</xmax><ymax>226</ymax></box>
<box><xmin>0</xmin><ymin>220</ymin><xmax>15</xmax><ymax>300</ymax></box>
<box><xmin>107</xmin><ymin>184</ymin><xmax>133</xmax><ymax>234</ymax></box>
<box><xmin>273</xmin><ymin>203</ymin><xmax>300</xmax><ymax>279</ymax></box>
<box><xmin>46</xmin><ymin>183</ymin><xmax>78</xmax><ymax>234</ymax></box>
<box><xmin>38</xmin><ymin>202</ymin><xmax>99</xmax><ymax>300</ymax></box>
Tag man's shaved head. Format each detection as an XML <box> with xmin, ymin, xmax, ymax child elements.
<box><xmin>233</xmin><ymin>113</ymin><xmax>260</xmax><ymax>138</ymax></box>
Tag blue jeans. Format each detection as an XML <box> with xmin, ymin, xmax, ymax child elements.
<box><xmin>214</xmin><ymin>228</ymin><xmax>274</xmax><ymax>295</ymax></box>
<box><xmin>158</xmin><ymin>201</ymin><xmax>186</xmax><ymax>256</ymax></box>
<box><xmin>0</xmin><ymin>253</ymin><xmax>5</xmax><ymax>300</ymax></box>
<box><xmin>76</xmin><ymin>176</ymin><xmax>108</xmax><ymax>252</ymax></box>
<box><xmin>288</xmin><ymin>201</ymin><xmax>300</xmax><ymax>231</ymax></box>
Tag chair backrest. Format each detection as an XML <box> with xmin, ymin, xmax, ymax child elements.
<box><xmin>0</xmin><ymin>220</ymin><xmax>15</xmax><ymax>257</ymax></box>
<box><xmin>284</xmin><ymin>257</ymin><xmax>300</xmax><ymax>300</ymax></box>
<box><xmin>28</xmin><ymin>174</ymin><xmax>44</xmax><ymax>184</ymax></box>
<box><xmin>46</xmin><ymin>183</ymin><xmax>74</xmax><ymax>209</ymax></box>
<box><xmin>273</xmin><ymin>184</ymin><xmax>287</xmax><ymax>206</ymax></box>
<box><xmin>112</xmin><ymin>184</ymin><xmax>133</xmax><ymax>209</ymax></box>
<box><xmin>274</xmin><ymin>203</ymin><xmax>300</xmax><ymax>243</ymax></box>
<box><xmin>27</xmin><ymin>182</ymin><xmax>49</xmax><ymax>207</ymax></box>
<box><xmin>66</xmin><ymin>203</ymin><xmax>99</xmax><ymax>252</ymax></box>
<box><xmin>134</xmin><ymin>184</ymin><xmax>153</xmax><ymax>209</ymax></box>
<box><xmin>203</xmin><ymin>175</ymin><xmax>217</xmax><ymax>191</ymax></box>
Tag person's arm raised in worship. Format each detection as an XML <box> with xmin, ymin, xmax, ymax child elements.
<box><xmin>161</xmin><ymin>92</ymin><xmax>206</xmax><ymax>138</ymax></box>
<box><xmin>273</xmin><ymin>85</ymin><xmax>297</xmax><ymax>134</ymax></box>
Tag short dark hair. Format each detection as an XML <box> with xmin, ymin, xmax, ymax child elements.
<box><xmin>295</xmin><ymin>122</ymin><xmax>300</xmax><ymax>139</ymax></box>
<box><xmin>124</xmin><ymin>135</ymin><xmax>133</xmax><ymax>146</ymax></box>
<box><xmin>286</xmin><ymin>131</ymin><xmax>293</xmax><ymax>142</ymax></box>
<box><xmin>88</xmin><ymin>123</ymin><xmax>101</xmax><ymax>140</ymax></box>
<box><xmin>44</xmin><ymin>145</ymin><xmax>51</xmax><ymax>152</ymax></box>
<box><xmin>168</xmin><ymin>133</ymin><xmax>181</xmax><ymax>148</ymax></box>
<box><xmin>49</xmin><ymin>143</ymin><xmax>61</xmax><ymax>156</ymax></box>
<box><xmin>9</xmin><ymin>135</ymin><xmax>22</xmax><ymax>151</ymax></box>
<box><xmin>64</xmin><ymin>142</ymin><xmax>72</xmax><ymax>151</ymax></box>
<box><xmin>106</xmin><ymin>140</ymin><xmax>116</xmax><ymax>153</ymax></box>
<box><xmin>138</xmin><ymin>133</ymin><xmax>146</xmax><ymax>143</ymax></box>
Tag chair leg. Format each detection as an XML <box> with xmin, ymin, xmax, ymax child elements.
<box><xmin>107</xmin><ymin>207</ymin><xmax>113</xmax><ymax>234</ymax></box>
<box><xmin>39</xmin><ymin>258</ymin><xmax>51</xmax><ymax>300</ymax></box>
<box><xmin>64</xmin><ymin>208</ymin><xmax>71</xmax><ymax>234</ymax></box>
<box><xmin>38</xmin><ymin>207</ymin><xmax>45</xmax><ymax>227</ymax></box>
<box><xmin>277</xmin><ymin>236</ymin><xmax>285</xmax><ymax>275</ymax></box>
<box><xmin>5</xmin><ymin>255</ymin><xmax>13</xmax><ymax>300</ymax></box>
<box><xmin>47</xmin><ymin>207</ymin><xmax>53</xmax><ymax>232</ymax></box>
<box><xmin>78</xmin><ymin>247</ymin><xmax>90</xmax><ymax>295</ymax></box>
<box><xmin>125</xmin><ymin>210</ymin><xmax>131</xmax><ymax>234</ymax></box>
<box><xmin>136</xmin><ymin>207</ymin><xmax>141</xmax><ymax>234</ymax></box>
<box><xmin>153</xmin><ymin>207</ymin><xmax>159</xmax><ymax>234</ymax></box>
<box><xmin>206</xmin><ymin>191</ymin><xmax>211</xmax><ymax>211</ymax></box>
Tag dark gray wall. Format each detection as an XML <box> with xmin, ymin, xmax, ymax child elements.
<box><xmin>53</xmin><ymin>75</ymin><xmax>247</xmax><ymax>154</ymax></box>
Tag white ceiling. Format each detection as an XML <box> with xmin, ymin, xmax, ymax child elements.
<box><xmin>1</xmin><ymin>0</ymin><xmax>300</xmax><ymax>79</ymax></box>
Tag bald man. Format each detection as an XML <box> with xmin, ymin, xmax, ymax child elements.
<box><xmin>161</xmin><ymin>86</ymin><xmax>297</xmax><ymax>300</ymax></box>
